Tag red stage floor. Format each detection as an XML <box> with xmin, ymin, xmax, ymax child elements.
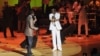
<box><xmin>0</xmin><ymin>28</ymin><xmax>100</xmax><ymax>56</ymax></box>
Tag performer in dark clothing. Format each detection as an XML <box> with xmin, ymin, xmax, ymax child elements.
<box><xmin>42</xmin><ymin>0</ymin><xmax>50</xmax><ymax>14</ymax></box>
<box><xmin>2</xmin><ymin>2</ymin><xmax>15</xmax><ymax>38</ymax></box>
<box><xmin>17</xmin><ymin>0</ymin><xmax>31</xmax><ymax>32</ymax></box>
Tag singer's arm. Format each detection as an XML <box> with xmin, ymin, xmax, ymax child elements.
<box><xmin>49</xmin><ymin>14</ymin><xmax>55</xmax><ymax>22</ymax></box>
<box><xmin>55</xmin><ymin>13</ymin><xmax>60</xmax><ymax>21</ymax></box>
<box><xmin>49</xmin><ymin>13</ymin><xmax>60</xmax><ymax>22</ymax></box>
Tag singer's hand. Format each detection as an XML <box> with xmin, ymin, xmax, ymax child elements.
<box><xmin>51</xmin><ymin>19</ymin><xmax>55</xmax><ymax>22</ymax></box>
<box><xmin>34</xmin><ymin>17</ymin><xmax>37</xmax><ymax>22</ymax></box>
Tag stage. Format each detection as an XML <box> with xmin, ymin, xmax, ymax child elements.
<box><xmin>0</xmin><ymin>28</ymin><xmax>100</xmax><ymax>56</ymax></box>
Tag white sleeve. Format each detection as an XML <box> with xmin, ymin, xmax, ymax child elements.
<box><xmin>49</xmin><ymin>14</ymin><xmax>52</xmax><ymax>20</ymax></box>
<box><xmin>56</xmin><ymin>13</ymin><xmax>60</xmax><ymax>20</ymax></box>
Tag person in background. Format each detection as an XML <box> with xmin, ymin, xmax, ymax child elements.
<box><xmin>49</xmin><ymin>8</ymin><xmax>62</xmax><ymax>51</ymax></box>
<box><xmin>72</xmin><ymin>0</ymin><xmax>80</xmax><ymax>20</ymax></box>
<box><xmin>24</xmin><ymin>10</ymin><xmax>38</xmax><ymax>56</ymax></box>
<box><xmin>17</xmin><ymin>0</ymin><xmax>31</xmax><ymax>32</ymax></box>
<box><xmin>42</xmin><ymin>0</ymin><xmax>50</xmax><ymax>14</ymax></box>
<box><xmin>2</xmin><ymin>1</ymin><xmax>15</xmax><ymax>38</ymax></box>
<box><xmin>66</xmin><ymin>6</ymin><xmax>76</xmax><ymax>36</ymax></box>
<box><xmin>77</xmin><ymin>1</ymin><xmax>89</xmax><ymax>37</ymax></box>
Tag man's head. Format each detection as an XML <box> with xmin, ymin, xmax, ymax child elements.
<box><xmin>29</xmin><ymin>10</ymin><xmax>35</xmax><ymax>16</ymax></box>
<box><xmin>4</xmin><ymin>1</ymin><xmax>8</xmax><ymax>6</ymax></box>
<box><xmin>51</xmin><ymin>8</ymin><xmax>56</xmax><ymax>14</ymax></box>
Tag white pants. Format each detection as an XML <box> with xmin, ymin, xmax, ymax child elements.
<box><xmin>51</xmin><ymin>29</ymin><xmax>62</xmax><ymax>50</ymax></box>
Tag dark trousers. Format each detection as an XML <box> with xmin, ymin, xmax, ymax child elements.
<box><xmin>26</xmin><ymin>36</ymin><xmax>33</xmax><ymax>56</ymax></box>
<box><xmin>3</xmin><ymin>26</ymin><xmax>14</xmax><ymax>38</ymax></box>
<box><xmin>42</xmin><ymin>4</ymin><xmax>49</xmax><ymax>14</ymax></box>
